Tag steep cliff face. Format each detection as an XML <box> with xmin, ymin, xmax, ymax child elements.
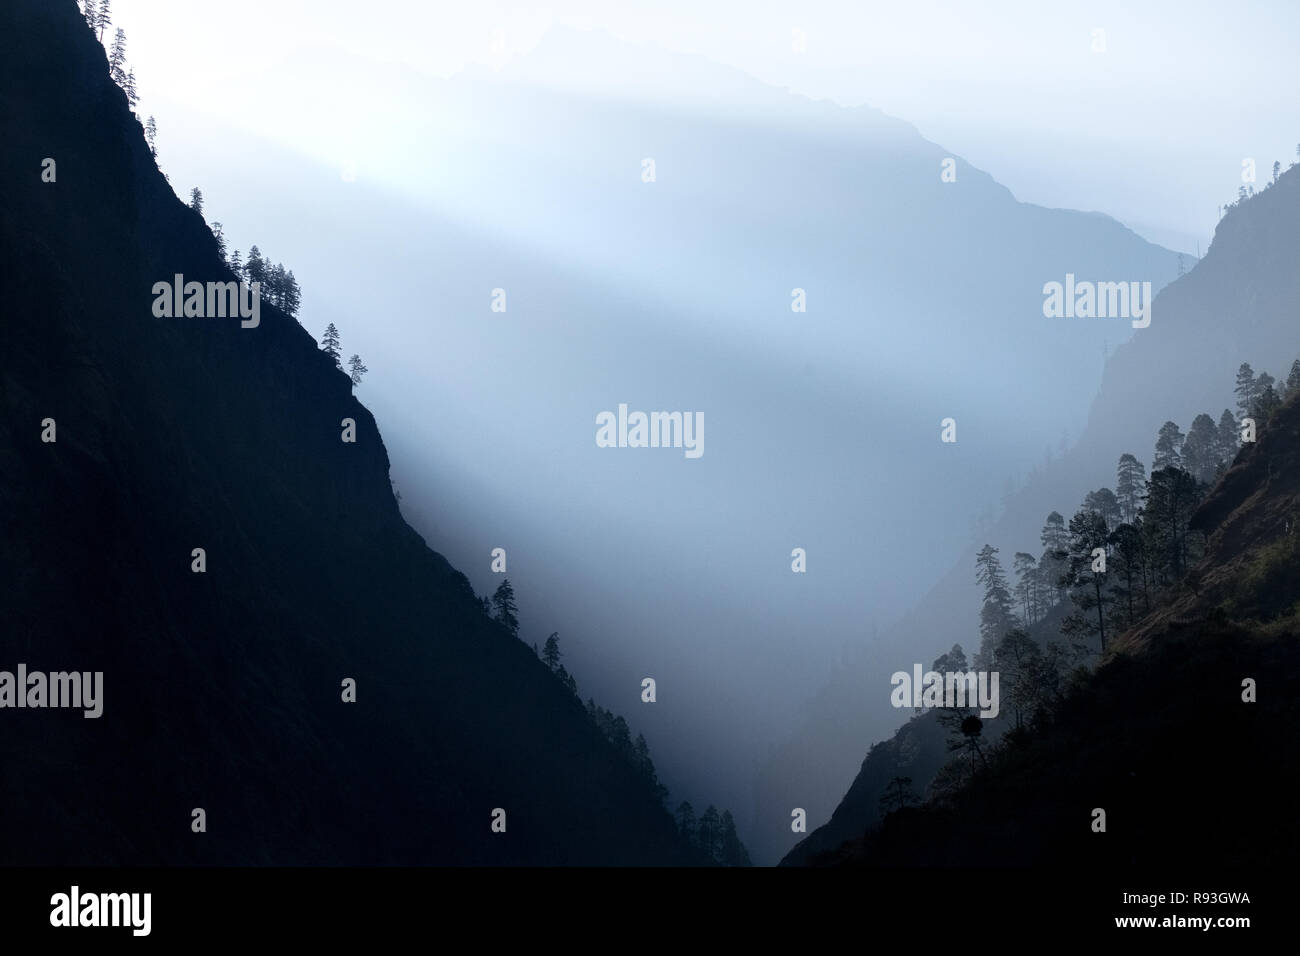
<box><xmin>0</xmin><ymin>0</ymin><xmax>686</xmax><ymax>865</ymax></box>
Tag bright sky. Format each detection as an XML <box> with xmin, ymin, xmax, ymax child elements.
<box><xmin>106</xmin><ymin>0</ymin><xmax>1300</xmax><ymax>251</ymax></box>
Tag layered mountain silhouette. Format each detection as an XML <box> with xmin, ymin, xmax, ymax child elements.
<box><xmin>780</xmin><ymin>171</ymin><xmax>1300</xmax><ymax>864</ymax></box>
<box><xmin>162</xmin><ymin>26</ymin><xmax>1190</xmax><ymax>861</ymax></box>
<box><xmin>757</xmin><ymin>162</ymin><xmax>1300</xmax><ymax>864</ymax></box>
<box><xmin>0</xmin><ymin>0</ymin><xmax>694</xmax><ymax>865</ymax></box>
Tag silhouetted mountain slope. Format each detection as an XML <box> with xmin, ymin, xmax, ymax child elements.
<box><xmin>0</xmin><ymin>0</ymin><xmax>691</xmax><ymax>865</ymax></box>
<box><xmin>1125</xmin><ymin>390</ymin><xmax>1300</xmax><ymax>646</ymax></box>
<box><xmin>779</xmin><ymin>600</ymin><xmax>1073</xmax><ymax>867</ymax></box>
<box><xmin>758</xmin><ymin>160</ymin><xmax>1300</xmax><ymax>865</ymax></box>
<box><xmin>156</xmin><ymin>31</ymin><xmax>1186</xmax><ymax>864</ymax></box>
<box><xmin>784</xmin><ymin>394</ymin><xmax>1300</xmax><ymax>867</ymax></box>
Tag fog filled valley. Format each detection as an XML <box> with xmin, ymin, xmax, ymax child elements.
<box><xmin>146</xmin><ymin>30</ymin><xmax>1193</xmax><ymax>864</ymax></box>
<box><xmin>4</xmin><ymin>0</ymin><xmax>1300</xmax><ymax>875</ymax></box>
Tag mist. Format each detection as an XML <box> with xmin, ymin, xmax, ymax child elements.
<box><xmin>97</xmin><ymin>0</ymin><xmax>1300</xmax><ymax>862</ymax></box>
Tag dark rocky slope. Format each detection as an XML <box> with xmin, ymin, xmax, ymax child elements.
<box><xmin>0</xmin><ymin>0</ymin><xmax>687</xmax><ymax>865</ymax></box>
<box><xmin>786</xmin><ymin>392</ymin><xmax>1300</xmax><ymax>866</ymax></box>
<box><xmin>756</xmin><ymin>163</ymin><xmax>1300</xmax><ymax>865</ymax></box>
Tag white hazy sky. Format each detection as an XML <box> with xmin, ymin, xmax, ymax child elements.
<box><xmin>106</xmin><ymin>0</ymin><xmax>1300</xmax><ymax>251</ymax></box>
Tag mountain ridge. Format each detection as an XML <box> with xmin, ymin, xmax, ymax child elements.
<box><xmin>754</xmin><ymin>162</ymin><xmax>1299</xmax><ymax>863</ymax></box>
<box><xmin>778</xmin><ymin>169</ymin><xmax>1300</xmax><ymax>863</ymax></box>
<box><xmin>0</xmin><ymin>0</ymin><xmax>691</xmax><ymax>866</ymax></box>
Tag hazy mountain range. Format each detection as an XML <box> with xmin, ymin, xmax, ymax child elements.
<box><xmin>147</xmin><ymin>26</ymin><xmax>1191</xmax><ymax>861</ymax></box>
<box><xmin>19</xmin><ymin>1</ymin><xmax>1289</xmax><ymax>867</ymax></box>
<box><xmin>761</xmin><ymin>159</ymin><xmax>1300</xmax><ymax>863</ymax></box>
